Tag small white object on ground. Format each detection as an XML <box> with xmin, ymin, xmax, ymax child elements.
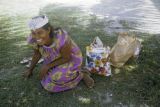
<box><xmin>38</xmin><ymin>58</ymin><xmax>44</xmax><ymax>64</ymax></box>
<box><xmin>20</xmin><ymin>58</ymin><xmax>29</xmax><ymax>64</ymax></box>
<box><xmin>26</xmin><ymin>61</ymin><xmax>31</xmax><ymax>68</ymax></box>
<box><xmin>20</xmin><ymin>57</ymin><xmax>44</xmax><ymax>68</ymax></box>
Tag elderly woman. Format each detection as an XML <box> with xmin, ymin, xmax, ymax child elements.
<box><xmin>23</xmin><ymin>15</ymin><xmax>94</xmax><ymax>92</ymax></box>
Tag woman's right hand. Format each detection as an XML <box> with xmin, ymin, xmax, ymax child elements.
<box><xmin>23</xmin><ymin>69</ymin><xmax>33</xmax><ymax>78</ymax></box>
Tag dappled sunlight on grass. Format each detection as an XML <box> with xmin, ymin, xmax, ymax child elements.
<box><xmin>114</xmin><ymin>68</ymin><xmax>121</xmax><ymax>74</ymax></box>
<box><xmin>78</xmin><ymin>96</ymin><xmax>91</xmax><ymax>104</ymax></box>
<box><xmin>124</xmin><ymin>65</ymin><xmax>138</xmax><ymax>72</ymax></box>
<box><xmin>14</xmin><ymin>41</ymin><xmax>28</xmax><ymax>47</ymax></box>
<box><xmin>137</xmin><ymin>38</ymin><xmax>144</xmax><ymax>42</ymax></box>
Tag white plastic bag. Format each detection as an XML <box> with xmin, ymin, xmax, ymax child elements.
<box><xmin>86</xmin><ymin>36</ymin><xmax>111</xmax><ymax>76</ymax></box>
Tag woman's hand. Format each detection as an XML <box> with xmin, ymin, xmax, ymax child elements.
<box><xmin>23</xmin><ymin>69</ymin><xmax>33</xmax><ymax>78</ymax></box>
<box><xmin>39</xmin><ymin>65</ymin><xmax>50</xmax><ymax>80</ymax></box>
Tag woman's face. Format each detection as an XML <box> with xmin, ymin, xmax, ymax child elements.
<box><xmin>31</xmin><ymin>28</ymin><xmax>50</xmax><ymax>45</ymax></box>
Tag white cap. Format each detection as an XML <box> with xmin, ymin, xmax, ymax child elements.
<box><xmin>28</xmin><ymin>15</ymin><xmax>49</xmax><ymax>30</ymax></box>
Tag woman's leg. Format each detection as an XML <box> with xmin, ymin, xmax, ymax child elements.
<box><xmin>41</xmin><ymin>66</ymin><xmax>83</xmax><ymax>92</ymax></box>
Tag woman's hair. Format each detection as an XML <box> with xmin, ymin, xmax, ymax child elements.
<box><xmin>42</xmin><ymin>23</ymin><xmax>54</xmax><ymax>38</ymax></box>
<box><xmin>42</xmin><ymin>23</ymin><xmax>62</xmax><ymax>38</ymax></box>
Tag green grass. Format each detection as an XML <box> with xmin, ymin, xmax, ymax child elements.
<box><xmin>0</xmin><ymin>4</ymin><xmax>160</xmax><ymax>107</ymax></box>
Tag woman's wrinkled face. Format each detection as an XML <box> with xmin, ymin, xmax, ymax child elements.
<box><xmin>31</xmin><ymin>28</ymin><xmax>50</xmax><ymax>45</ymax></box>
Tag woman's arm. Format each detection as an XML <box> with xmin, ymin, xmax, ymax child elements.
<box><xmin>23</xmin><ymin>49</ymin><xmax>41</xmax><ymax>78</ymax></box>
<box><xmin>29</xmin><ymin>49</ymin><xmax>42</xmax><ymax>71</ymax></box>
<box><xmin>39</xmin><ymin>39</ymin><xmax>72</xmax><ymax>79</ymax></box>
<box><xmin>48</xmin><ymin>38</ymin><xmax>72</xmax><ymax>68</ymax></box>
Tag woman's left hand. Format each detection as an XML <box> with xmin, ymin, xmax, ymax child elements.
<box><xmin>39</xmin><ymin>65</ymin><xmax>50</xmax><ymax>80</ymax></box>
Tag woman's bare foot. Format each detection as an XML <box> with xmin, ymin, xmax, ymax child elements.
<box><xmin>81</xmin><ymin>68</ymin><xmax>94</xmax><ymax>88</ymax></box>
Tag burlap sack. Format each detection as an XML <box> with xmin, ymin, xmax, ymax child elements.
<box><xmin>110</xmin><ymin>33</ymin><xmax>141</xmax><ymax>68</ymax></box>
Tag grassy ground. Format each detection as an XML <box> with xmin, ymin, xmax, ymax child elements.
<box><xmin>0</xmin><ymin>5</ymin><xmax>160</xmax><ymax>107</ymax></box>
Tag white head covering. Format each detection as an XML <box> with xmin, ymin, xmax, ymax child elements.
<box><xmin>28</xmin><ymin>15</ymin><xmax>49</xmax><ymax>30</ymax></box>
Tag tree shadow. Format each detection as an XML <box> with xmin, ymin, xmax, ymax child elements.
<box><xmin>39</xmin><ymin>3</ymin><xmax>160</xmax><ymax>106</ymax></box>
<box><xmin>1</xmin><ymin>2</ymin><xmax>159</xmax><ymax>107</ymax></box>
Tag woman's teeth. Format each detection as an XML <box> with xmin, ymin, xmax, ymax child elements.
<box><xmin>37</xmin><ymin>39</ymin><xmax>42</xmax><ymax>42</ymax></box>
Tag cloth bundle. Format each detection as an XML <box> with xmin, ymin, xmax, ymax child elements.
<box><xmin>110</xmin><ymin>33</ymin><xmax>141</xmax><ymax>68</ymax></box>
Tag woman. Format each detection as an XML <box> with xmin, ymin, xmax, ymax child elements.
<box><xmin>23</xmin><ymin>15</ymin><xmax>94</xmax><ymax>92</ymax></box>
